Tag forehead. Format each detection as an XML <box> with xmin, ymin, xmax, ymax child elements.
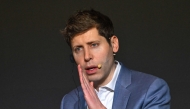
<box><xmin>71</xmin><ymin>28</ymin><xmax>103</xmax><ymax>46</ymax></box>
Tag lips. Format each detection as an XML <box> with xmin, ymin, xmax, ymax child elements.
<box><xmin>85</xmin><ymin>66</ymin><xmax>98</xmax><ymax>75</ymax></box>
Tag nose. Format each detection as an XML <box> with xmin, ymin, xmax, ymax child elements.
<box><xmin>84</xmin><ymin>48</ymin><xmax>92</xmax><ymax>62</ymax></box>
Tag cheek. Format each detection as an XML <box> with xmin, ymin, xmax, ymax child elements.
<box><xmin>73</xmin><ymin>50</ymin><xmax>85</xmax><ymax>61</ymax></box>
<box><xmin>96</xmin><ymin>43</ymin><xmax>111</xmax><ymax>53</ymax></box>
<box><xmin>73</xmin><ymin>55</ymin><xmax>82</xmax><ymax>65</ymax></box>
<box><xmin>95</xmin><ymin>48</ymin><xmax>113</xmax><ymax>62</ymax></box>
<box><xmin>93</xmin><ymin>47</ymin><xmax>106</xmax><ymax>57</ymax></box>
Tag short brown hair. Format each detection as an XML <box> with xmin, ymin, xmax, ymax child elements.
<box><xmin>61</xmin><ymin>9</ymin><xmax>114</xmax><ymax>47</ymax></box>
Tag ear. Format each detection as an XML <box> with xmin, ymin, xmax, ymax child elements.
<box><xmin>110</xmin><ymin>35</ymin><xmax>119</xmax><ymax>53</ymax></box>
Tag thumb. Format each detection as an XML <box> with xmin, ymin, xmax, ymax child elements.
<box><xmin>89</xmin><ymin>81</ymin><xmax>94</xmax><ymax>87</ymax></box>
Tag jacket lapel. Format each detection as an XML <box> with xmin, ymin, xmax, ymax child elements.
<box><xmin>112</xmin><ymin>63</ymin><xmax>132</xmax><ymax>109</ymax></box>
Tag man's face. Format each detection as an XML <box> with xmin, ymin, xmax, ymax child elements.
<box><xmin>71</xmin><ymin>28</ymin><xmax>119</xmax><ymax>87</ymax></box>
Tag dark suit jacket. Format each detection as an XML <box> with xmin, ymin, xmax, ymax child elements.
<box><xmin>61</xmin><ymin>63</ymin><xmax>171</xmax><ymax>109</ymax></box>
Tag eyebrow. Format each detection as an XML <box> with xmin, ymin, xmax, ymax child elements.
<box><xmin>72</xmin><ymin>40</ymin><xmax>100</xmax><ymax>48</ymax></box>
<box><xmin>86</xmin><ymin>41</ymin><xmax>100</xmax><ymax>45</ymax></box>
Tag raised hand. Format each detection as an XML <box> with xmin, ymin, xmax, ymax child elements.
<box><xmin>78</xmin><ymin>65</ymin><xmax>106</xmax><ymax>109</ymax></box>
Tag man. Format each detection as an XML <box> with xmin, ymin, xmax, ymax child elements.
<box><xmin>61</xmin><ymin>9</ymin><xmax>171</xmax><ymax>109</ymax></box>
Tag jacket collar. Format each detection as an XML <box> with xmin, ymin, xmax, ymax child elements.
<box><xmin>112</xmin><ymin>62</ymin><xmax>132</xmax><ymax>109</ymax></box>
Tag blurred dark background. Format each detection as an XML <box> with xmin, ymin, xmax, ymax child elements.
<box><xmin>1</xmin><ymin>0</ymin><xmax>189</xmax><ymax>109</ymax></box>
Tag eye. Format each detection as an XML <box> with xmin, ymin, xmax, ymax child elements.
<box><xmin>74</xmin><ymin>47</ymin><xmax>82</xmax><ymax>53</ymax></box>
<box><xmin>91</xmin><ymin>43</ymin><xmax>99</xmax><ymax>47</ymax></box>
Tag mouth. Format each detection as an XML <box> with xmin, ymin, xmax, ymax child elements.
<box><xmin>85</xmin><ymin>66</ymin><xmax>98</xmax><ymax>75</ymax></box>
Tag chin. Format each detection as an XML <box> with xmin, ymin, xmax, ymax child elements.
<box><xmin>87</xmin><ymin>75</ymin><xmax>101</xmax><ymax>82</ymax></box>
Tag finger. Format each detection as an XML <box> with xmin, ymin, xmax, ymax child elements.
<box><xmin>89</xmin><ymin>81</ymin><xmax>97</xmax><ymax>97</ymax></box>
<box><xmin>82</xmin><ymin>71</ymin><xmax>90</xmax><ymax>87</ymax></box>
<box><xmin>81</xmin><ymin>70</ymin><xmax>96</xmax><ymax>94</ymax></box>
<box><xmin>89</xmin><ymin>81</ymin><xmax>95</xmax><ymax>93</ymax></box>
<box><xmin>78</xmin><ymin>65</ymin><xmax>92</xmax><ymax>93</ymax></box>
<box><xmin>77</xmin><ymin>64</ymin><xmax>83</xmax><ymax>83</ymax></box>
<box><xmin>89</xmin><ymin>81</ymin><xmax>93</xmax><ymax>87</ymax></box>
<box><xmin>78</xmin><ymin>65</ymin><xmax>87</xmax><ymax>90</ymax></box>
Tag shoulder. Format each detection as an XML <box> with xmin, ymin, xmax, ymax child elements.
<box><xmin>119</xmin><ymin>63</ymin><xmax>171</xmax><ymax>108</ymax></box>
<box><xmin>60</xmin><ymin>86</ymin><xmax>83</xmax><ymax>109</ymax></box>
<box><xmin>142</xmin><ymin>75</ymin><xmax>171</xmax><ymax>108</ymax></box>
<box><xmin>119</xmin><ymin>62</ymin><xmax>168</xmax><ymax>89</ymax></box>
<box><xmin>120</xmin><ymin>64</ymin><xmax>170</xmax><ymax>93</ymax></box>
<box><xmin>62</xmin><ymin>86</ymin><xmax>82</xmax><ymax>101</ymax></box>
<box><xmin>130</xmin><ymin>69</ymin><xmax>170</xmax><ymax>97</ymax></box>
<box><xmin>130</xmin><ymin>69</ymin><xmax>160</xmax><ymax>87</ymax></box>
<box><xmin>129</xmin><ymin>69</ymin><xmax>170</xmax><ymax>91</ymax></box>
